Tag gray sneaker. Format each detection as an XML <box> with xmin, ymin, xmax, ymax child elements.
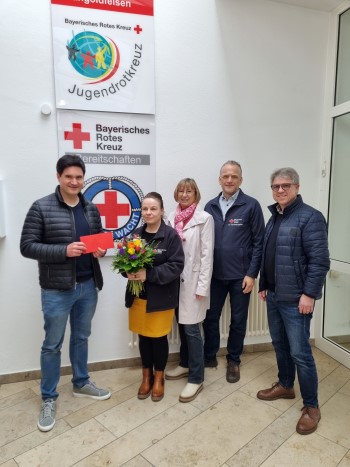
<box><xmin>37</xmin><ymin>399</ymin><xmax>56</xmax><ymax>432</ymax></box>
<box><xmin>73</xmin><ymin>381</ymin><xmax>111</xmax><ymax>400</ymax></box>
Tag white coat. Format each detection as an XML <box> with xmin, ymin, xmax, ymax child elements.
<box><xmin>168</xmin><ymin>205</ymin><xmax>214</xmax><ymax>324</ymax></box>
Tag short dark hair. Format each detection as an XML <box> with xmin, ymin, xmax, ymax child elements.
<box><xmin>220</xmin><ymin>160</ymin><xmax>242</xmax><ymax>177</ymax></box>
<box><xmin>56</xmin><ymin>155</ymin><xmax>86</xmax><ymax>175</ymax></box>
<box><xmin>142</xmin><ymin>192</ymin><xmax>164</xmax><ymax>210</ymax></box>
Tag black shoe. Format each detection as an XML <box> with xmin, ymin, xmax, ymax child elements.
<box><xmin>226</xmin><ymin>362</ymin><xmax>240</xmax><ymax>383</ymax></box>
<box><xmin>204</xmin><ymin>357</ymin><xmax>218</xmax><ymax>368</ymax></box>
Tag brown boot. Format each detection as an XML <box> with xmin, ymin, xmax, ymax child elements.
<box><xmin>138</xmin><ymin>368</ymin><xmax>153</xmax><ymax>400</ymax></box>
<box><xmin>296</xmin><ymin>407</ymin><xmax>321</xmax><ymax>435</ymax></box>
<box><xmin>152</xmin><ymin>370</ymin><xmax>164</xmax><ymax>402</ymax></box>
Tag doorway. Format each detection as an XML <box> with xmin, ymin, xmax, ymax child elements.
<box><xmin>318</xmin><ymin>6</ymin><xmax>350</xmax><ymax>368</ymax></box>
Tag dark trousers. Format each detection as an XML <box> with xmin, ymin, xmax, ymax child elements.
<box><xmin>176</xmin><ymin>310</ymin><xmax>204</xmax><ymax>384</ymax></box>
<box><xmin>138</xmin><ymin>335</ymin><xmax>169</xmax><ymax>371</ymax></box>
<box><xmin>203</xmin><ymin>277</ymin><xmax>251</xmax><ymax>365</ymax></box>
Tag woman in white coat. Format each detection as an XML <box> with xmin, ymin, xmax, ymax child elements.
<box><xmin>166</xmin><ymin>178</ymin><xmax>214</xmax><ymax>402</ymax></box>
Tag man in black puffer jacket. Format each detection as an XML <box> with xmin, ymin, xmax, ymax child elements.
<box><xmin>257</xmin><ymin>167</ymin><xmax>330</xmax><ymax>436</ymax></box>
<box><xmin>20</xmin><ymin>155</ymin><xmax>111</xmax><ymax>433</ymax></box>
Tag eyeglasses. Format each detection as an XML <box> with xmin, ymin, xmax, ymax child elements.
<box><xmin>270</xmin><ymin>183</ymin><xmax>296</xmax><ymax>192</ymax></box>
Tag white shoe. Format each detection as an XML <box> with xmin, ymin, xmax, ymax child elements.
<box><xmin>179</xmin><ymin>383</ymin><xmax>203</xmax><ymax>403</ymax></box>
<box><xmin>165</xmin><ymin>365</ymin><xmax>189</xmax><ymax>380</ymax></box>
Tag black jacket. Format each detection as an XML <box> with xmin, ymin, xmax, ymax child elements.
<box><xmin>125</xmin><ymin>221</ymin><xmax>185</xmax><ymax>312</ymax></box>
<box><xmin>20</xmin><ymin>186</ymin><xmax>104</xmax><ymax>290</ymax></box>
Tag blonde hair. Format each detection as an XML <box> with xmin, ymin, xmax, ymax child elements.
<box><xmin>174</xmin><ymin>178</ymin><xmax>201</xmax><ymax>204</ymax></box>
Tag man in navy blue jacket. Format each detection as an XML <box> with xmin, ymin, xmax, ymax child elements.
<box><xmin>203</xmin><ymin>161</ymin><xmax>265</xmax><ymax>383</ymax></box>
<box><xmin>257</xmin><ymin>167</ymin><xmax>330</xmax><ymax>435</ymax></box>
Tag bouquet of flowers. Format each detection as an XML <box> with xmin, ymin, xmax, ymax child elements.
<box><xmin>112</xmin><ymin>235</ymin><xmax>159</xmax><ymax>297</ymax></box>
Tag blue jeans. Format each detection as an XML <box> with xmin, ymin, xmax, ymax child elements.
<box><xmin>177</xmin><ymin>321</ymin><xmax>204</xmax><ymax>384</ymax></box>
<box><xmin>40</xmin><ymin>278</ymin><xmax>98</xmax><ymax>400</ymax></box>
<box><xmin>203</xmin><ymin>277</ymin><xmax>251</xmax><ymax>365</ymax></box>
<box><xmin>176</xmin><ymin>309</ymin><xmax>204</xmax><ymax>383</ymax></box>
<box><xmin>266</xmin><ymin>291</ymin><xmax>318</xmax><ymax>408</ymax></box>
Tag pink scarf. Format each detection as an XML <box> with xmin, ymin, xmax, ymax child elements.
<box><xmin>174</xmin><ymin>203</ymin><xmax>197</xmax><ymax>240</ymax></box>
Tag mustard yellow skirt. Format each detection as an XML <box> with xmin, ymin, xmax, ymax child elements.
<box><xmin>129</xmin><ymin>298</ymin><xmax>174</xmax><ymax>338</ymax></box>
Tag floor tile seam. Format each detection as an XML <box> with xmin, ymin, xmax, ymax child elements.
<box><xmin>337</xmin><ymin>451</ymin><xmax>350</xmax><ymax>466</ymax></box>
<box><xmin>244</xmin><ymin>390</ymin><xmax>306</xmax><ymax>416</ymax></box>
<box><xmin>236</xmin><ymin>388</ymin><xmax>287</xmax><ymax>415</ymax></box>
<box><xmin>52</xmin><ymin>382</ymin><xmax>141</xmax><ymax>425</ymax></box>
<box><xmin>61</xmin><ymin>387</ymin><xmax>143</xmax><ymax>428</ymax></box>
<box><xmin>1</xmin><ymin>431</ymin><xmax>74</xmax><ymax>466</ymax></box>
<box><xmin>201</xmin><ymin>380</ymin><xmax>243</xmax><ymax>405</ymax></box>
<box><xmin>240</xmin><ymin>352</ymin><xmax>270</xmax><ymax>364</ymax></box>
<box><xmin>137</xmin><ymin>453</ymin><xmax>157</xmax><ymax>467</ymax></box>
<box><xmin>17</xmin><ymin>440</ymin><xmax>106</xmax><ymax>467</ymax></box>
<box><xmin>65</xmin><ymin>417</ymin><xmax>118</xmax><ymax>458</ymax></box>
<box><xmin>136</xmin><ymin>416</ymin><xmax>203</xmax><ymax>460</ymax></box>
<box><xmin>89</xmin><ymin>417</ymin><xmax>119</xmax><ymax>441</ymax></box>
<box><xmin>241</xmin><ymin>350</ymin><xmax>275</xmax><ymax>361</ymax></box>
<box><xmin>317</xmin><ymin>363</ymin><xmax>344</xmax><ymax>383</ymax></box>
<box><xmin>0</xmin><ymin>388</ymin><xmax>39</xmax><ymax>412</ymax></box>
<box><xmin>0</xmin><ymin>423</ymin><xmax>65</xmax><ymax>453</ymax></box>
<box><xmin>318</xmin><ymin>387</ymin><xmax>350</xmax><ymax>409</ymax></box>
<box><xmin>318</xmin><ymin>367</ymin><xmax>350</xmax><ymax>398</ymax></box>
<box><xmin>241</xmin><ymin>352</ymin><xmax>277</xmax><ymax>365</ymax></box>
<box><xmin>118</xmin><ymin>401</ymin><xmax>204</xmax><ymax>450</ymax></box>
<box><xmin>205</xmin><ymin>361</ymin><xmax>278</xmax><ymax>388</ymax></box>
<box><xmin>223</xmin><ymin>418</ymin><xmax>295</xmax><ymax>467</ymax></box>
<box><xmin>254</xmin><ymin>424</ymin><xmax>303</xmax><ymax>467</ymax></box>
<box><xmin>314</xmin><ymin>431</ymin><xmax>350</xmax><ymax>451</ymax></box>
<box><xmin>337</xmin><ymin>389</ymin><xmax>350</xmax><ymax>399</ymax></box>
<box><xmin>62</xmin><ymin>401</ymin><xmax>129</xmax><ymax>429</ymax></box>
<box><xmin>94</xmin><ymin>398</ymin><xmax>182</xmax><ymax>439</ymax></box>
<box><xmin>327</xmin><ymin>366</ymin><xmax>350</xmax><ymax>386</ymax></box>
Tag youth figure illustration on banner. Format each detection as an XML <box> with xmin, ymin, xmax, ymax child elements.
<box><xmin>51</xmin><ymin>0</ymin><xmax>155</xmax><ymax>114</ymax></box>
<box><xmin>57</xmin><ymin>110</ymin><xmax>155</xmax><ymax>248</ymax></box>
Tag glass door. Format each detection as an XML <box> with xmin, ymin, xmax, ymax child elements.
<box><xmin>319</xmin><ymin>7</ymin><xmax>350</xmax><ymax>368</ymax></box>
<box><xmin>323</xmin><ymin>112</ymin><xmax>350</xmax><ymax>355</ymax></box>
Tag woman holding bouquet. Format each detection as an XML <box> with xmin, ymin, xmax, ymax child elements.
<box><xmin>166</xmin><ymin>179</ymin><xmax>214</xmax><ymax>402</ymax></box>
<box><xmin>125</xmin><ymin>192</ymin><xmax>184</xmax><ymax>402</ymax></box>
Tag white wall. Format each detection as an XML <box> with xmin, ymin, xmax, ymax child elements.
<box><xmin>0</xmin><ymin>0</ymin><xmax>330</xmax><ymax>375</ymax></box>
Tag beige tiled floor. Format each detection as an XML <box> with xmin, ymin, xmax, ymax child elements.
<box><xmin>1</xmin><ymin>349</ymin><xmax>350</xmax><ymax>466</ymax></box>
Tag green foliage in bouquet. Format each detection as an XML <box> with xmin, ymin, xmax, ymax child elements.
<box><xmin>112</xmin><ymin>235</ymin><xmax>158</xmax><ymax>297</ymax></box>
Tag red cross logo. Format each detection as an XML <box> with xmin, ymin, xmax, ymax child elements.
<box><xmin>95</xmin><ymin>191</ymin><xmax>131</xmax><ymax>229</ymax></box>
<box><xmin>134</xmin><ymin>24</ymin><xmax>142</xmax><ymax>34</ymax></box>
<box><xmin>64</xmin><ymin>123</ymin><xmax>90</xmax><ymax>149</ymax></box>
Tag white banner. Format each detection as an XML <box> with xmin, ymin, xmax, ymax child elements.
<box><xmin>51</xmin><ymin>0</ymin><xmax>155</xmax><ymax>114</ymax></box>
<box><xmin>57</xmin><ymin>110</ymin><xmax>155</xmax><ymax>242</ymax></box>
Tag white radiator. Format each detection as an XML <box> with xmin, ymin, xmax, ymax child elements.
<box><xmin>129</xmin><ymin>283</ymin><xmax>269</xmax><ymax>348</ymax></box>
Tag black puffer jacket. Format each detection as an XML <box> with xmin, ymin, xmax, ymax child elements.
<box><xmin>20</xmin><ymin>186</ymin><xmax>104</xmax><ymax>290</ymax></box>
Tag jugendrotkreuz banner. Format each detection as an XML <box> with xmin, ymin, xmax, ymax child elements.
<box><xmin>51</xmin><ymin>0</ymin><xmax>155</xmax><ymax>114</ymax></box>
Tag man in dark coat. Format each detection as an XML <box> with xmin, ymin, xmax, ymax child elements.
<box><xmin>20</xmin><ymin>155</ymin><xmax>111</xmax><ymax>432</ymax></box>
<box><xmin>203</xmin><ymin>160</ymin><xmax>265</xmax><ymax>383</ymax></box>
<box><xmin>257</xmin><ymin>167</ymin><xmax>330</xmax><ymax>436</ymax></box>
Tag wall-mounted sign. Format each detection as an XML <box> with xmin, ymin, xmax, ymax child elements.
<box><xmin>51</xmin><ymin>0</ymin><xmax>155</xmax><ymax>114</ymax></box>
<box><xmin>57</xmin><ymin>109</ymin><xmax>155</xmax><ymax>242</ymax></box>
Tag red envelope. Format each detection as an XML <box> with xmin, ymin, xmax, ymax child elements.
<box><xmin>80</xmin><ymin>232</ymin><xmax>114</xmax><ymax>254</ymax></box>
